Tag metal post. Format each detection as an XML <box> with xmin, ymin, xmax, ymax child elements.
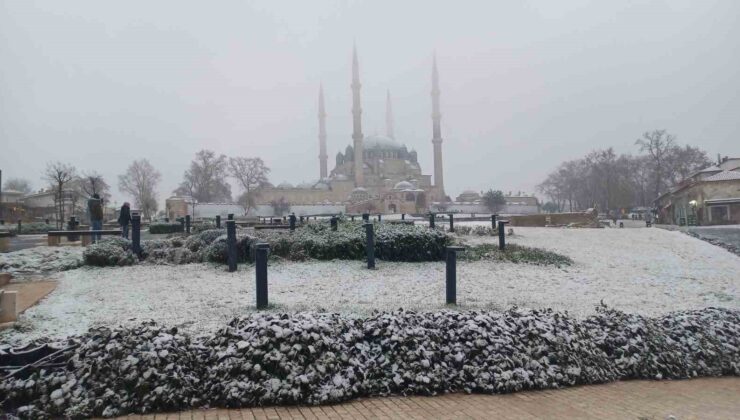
<box><xmin>362</xmin><ymin>213</ymin><xmax>369</xmax><ymax>222</ymax></box>
<box><xmin>45</xmin><ymin>219</ymin><xmax>50</xmax><ymax>225</ymax></box>
<box><xmin>429</xmin><ymin>213</ymin><xmax>435</xmax><ymax>229</ymax></box>
<box><xmin>401</xmin><ymin>213</ymin><xmax>405</xmax><ymax>220</ymax></box>
<box><xmin>491</xmin><ymin>214</ymin><xmax>497</xmax><ymax>229</ymax></box>
<box><xmin>179</xmin><ymin>217</ymin><xmax>185</xmax><ymax>232</ymax></box>
<box><xmin>498</xmin><ymin>220</ymin><xmax>509</xmax><ymax>250</ymax></box>
<box><xmin>351</xmin><ymin>215</ymin><xmax>355</xmax><ymax>221</ymax></box>
<box><xmin>226</xmin><ymin>220</ymin><xmax>237</xmax><ymax>272</ymax></box>
<box><xmin>216</xmin><ymin>215</ymin><xmax>221</xmax><ymax>228</ymax></box>
<box><xmin>364</xmin><ymin>223</ymin><xmax>375</xmax><ymax>269</ymax></box>
<box><xmin>289</xmin><ymin>214</ymin><xmax>296</xmax><ymax>231</ymax></box>
<box><xmin>378</xmin><ymin>214</ymin><xmax>382</xmax><ymax>222</ymax></box>
<box><xmin>255</xmin><ymin>243</ymin><xmax>269</xmax><ymax>309</ymax></box>
<box><xmin>446</xmin><ymin>246</ymin><xmax>465</xmax><ymax>305</ymax></box>
<box><xmin>131</xmin><ymin>212</ymin><xmax>141</xmax><ymax>257</ymax></box>
<box><xmin>185</xmin><ymin>215</ymin><xmax>191</xmax><ymax>234</ymax></box>
<box><xmin>330</xmin><ymin>216</ymin><xmax>338</xmax><ymax>231</ymax></box>
<box><xmin>228</xmin><ymin>213</ymin><xmax>234</xmax><ymax>220</ymax></box>
<box><xmin>448</xmin><ymin>213</ymin><xmax>454</xmax><ymax>232</ymax></box>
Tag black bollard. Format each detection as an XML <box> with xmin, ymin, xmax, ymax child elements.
<box><xmin>364</xmin><ymin>223</ymin><xmax>375</xmax><ymax>269</ymax></box>
<box><xmin>216</xmin><ymin>215</ymin><xmax>221</xmax><ymax>228</ymax></box>
<box><xmin>429</xmin><ymin>213</ymin><xmax>435</xmax><ymax>229</ymax></box>
<box><xmin>185</xmin><ymin>215</ymin><xmax>191</xmax><ymax>234</ymax></box>
<box><xmin>401</xmin><ymin>213</ymin><xmax>405</xmax><ymax>220</ymax></box>
<box><xmin>446</xmin><ymin>246</ymin><xmax>465</xmax><ymax>305</ymax></box>
<box><xmin>498</xmin><ymin>220</ymin><xmax>509</xmax><ymax>250</ymax></box>
<box><xmin>378</xmin><ymin>214</ymin><xmax>382</xmax><ymax>222</ymax></box>
<box><xmin>131</xmin><ymin>212</ymin><xmax>142</xmax><ymax>257</ymax></box>
<box><xmin>330</xmin><ymin>216</ymin><xmax>338</xmax><ymax>231</ymax></box>
<box><xmin>491</xmin><ymin>214</ymin><xmax>497</xmax><ymax>229</ymax></box>
<box><xmin>228</xmin><ymin>213</ymin><xmax>234</xmax><ymax>220</ymax></box>
<box><xmin>314</xmin><ymin>216</ymin><xmax>317</xmax><ymax>221</ymax></box>
<box><xmin>45</xmin><ymin>219</ymin><xmax>50</xmax><ymax>225</ymax></box>
<box><xmin>164</xmin><ymin>217</ymin><xmax>169</xmax><ymax>223</ymax></box>
<box><xmin>300</xmin><ymin>216</ymin><xmax>304</xmax><ymax>224</ymax></box>
<box><xmin>362</xmin><ymin>213</ymin><xmax>369</xmax><ymax>222</ymax></box>
<box><xmin>448</xmin><ymin>213</ymin><xmax>454</xmax><ymax>232</ymax></box>
<box><xmin>226</xmin><ymin>220</ymin><xmax>237</xmax><ymax>272</ymax></box>
<box><xmin>351</xmin><ymin>215</ymin><xmax>355</xmax><ymax>221</ymax></box>
<box><xmin>255</xmin><ymin>243</ymin><xmax>269</xmax><ymax>309</ymax></box>
<box><xmin>289</xmin><ymin>214</ymin><xmax>296</xmax><ymax>231</ymax></box>
<box><xmin>179</xmin><ymin>218</ymin><xmax>185</xmax><ymax>232</ymax></box>
<box><xmin>17</xmin><ymin>220</ymin><xmax>22</xmax><ymax>234</ymax></box>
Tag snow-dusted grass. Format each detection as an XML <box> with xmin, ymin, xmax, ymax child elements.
<box><xmin>0</xmin><ymin>246</ymin><xmax>83</xmax><ymax>278</ymax></box>
<box><xmin>3</xmin><ymin>226</ymin><xmax>738</xmax><ymax>345</ymax></box>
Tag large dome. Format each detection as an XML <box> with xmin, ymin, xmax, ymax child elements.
<box><xmin>363</xmin><ymin>135</ymin><xmax>402</xmax><ymax>150</ymax></box>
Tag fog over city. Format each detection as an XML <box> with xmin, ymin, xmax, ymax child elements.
<box><xmin>1</xmin><ymin>0</ymin><xmax>739</xmax><ymax>206</ymax></box>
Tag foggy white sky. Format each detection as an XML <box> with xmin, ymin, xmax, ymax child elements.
<box><xmin>1</xmin><ymin>0</ymin><xmax>739</xmax><ymax>206</ymax></box>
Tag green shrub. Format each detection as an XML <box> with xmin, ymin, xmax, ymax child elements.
<box><xmin>149</xmin><ymin>223</ymin><xmax>183</xmax><ymax>234</ymax></box>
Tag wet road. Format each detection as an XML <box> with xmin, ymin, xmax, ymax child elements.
<box><xmin>688</xmin><ymin>226</ymin><xmax>740</xmax><ymax>250</ymax></box>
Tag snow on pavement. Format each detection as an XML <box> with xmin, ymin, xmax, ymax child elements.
<box><xmin>2</xmin><ymin>226</ymin><xmax>738</xmax><ymax>344</ymax></box>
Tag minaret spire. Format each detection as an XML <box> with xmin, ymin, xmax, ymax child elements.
<box><xmin>351</xmin><ymin>44</ymin><xmax>364</xmax><ymax>187</ymax></box>
<box><xmin>318</xmin><ymin>83</ymin><xmax>328</xmax><ymax>179</ymax></box>
<box><xmin>386</xmin><ymin>90</ymin><xmax>395</xmax><ymax>139</ymax></box>
<box><xmin>431</xmin><ymin>53</ymin><xmax>445</xmax><ymax>199</ymax></box>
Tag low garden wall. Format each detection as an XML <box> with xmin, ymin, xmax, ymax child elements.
<box><xmin>509</xmin><ymin>212</ymin><xmax>597</xmax><ymax>227</ymax></box>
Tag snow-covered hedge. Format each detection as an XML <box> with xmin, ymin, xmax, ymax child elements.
<box><xmin>1</xmin><ymin>222</ymin><xmax>56</xmax><ymax>235</ymax></box>
<box><xmin>149</xmin><ymin>222</ymin><xmax>182</xmax><ymax>235</ymax></box>
<box><xmin>255</xmin><ymin>222</ymin><xmax>451</xmax><ymax>262</ymax></box>
<box><xmin>1</xmin><ymin>306</ymin><xmax>737</xmax><ymax>418</ymax></box>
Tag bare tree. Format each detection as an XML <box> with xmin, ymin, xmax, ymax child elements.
<box><xmin>118</xmin><ymin>159</ymin><xmax>161</xmax><ymax>220</ymax></box>
<box><xmin>3</xmin><ymin>178</ymin><xmax>33</xmax><ymax>194</ymax></box>
<box><xmin>77</xmin><ymin>171</ymin><xmax>111</xmax><ymax>206</ymax></box>
<box><xmin>635</xmin><ymin>130</ymin><xmax>675</xmax><ymax>198</ymax></box>
<box><xmin>229</xmin><ymin>157</ymin><xmax>270</xmax><ymax>216</ymax></box>
<box><xmin>177</xmin><ymin>169</ymin><xmax>198</xmax><ymax>216</ymax></box>
<box><xmin>43</xmin><ymin>162</ymin><xmax>77</xmax><ymax>228</ymax></box>
<box><xmin>174</xmin><ymin>150</ymin><xmax>231</xmax><ymax>203</ymax></box>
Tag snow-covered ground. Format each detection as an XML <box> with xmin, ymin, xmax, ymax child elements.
<box><xmin>0</xmin><ymin>246</ymin><xmax>83</xmax><ymax>278</ymax></box>
<box><xmin>2</xmin><ymin>226</ymin><xmax>738</xmax><ymax>344</ymax></box>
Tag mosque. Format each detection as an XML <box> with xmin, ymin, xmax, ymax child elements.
<box><xmin>257</xmin><ymin>47</ymin><xmax>449</xmax><ymax>214</ymax></box>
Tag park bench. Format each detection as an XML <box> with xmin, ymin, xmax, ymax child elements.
<box><xmin>47</xmin><ymin>230</ymin><xmax>122</xmax><ymax>246</ymax></box>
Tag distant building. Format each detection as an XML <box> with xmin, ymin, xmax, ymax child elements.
<box><xmin>255</xmin><ymin>48</ymin><xmax>448</xmax><ymax>214</ymax></box>
<box><xmin>654</xmin><ymin>156</ymin><xmax>740</xmax><ymax>225</ymax></box>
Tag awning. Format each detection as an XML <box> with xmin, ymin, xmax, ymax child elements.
<box><xmin>704</xmin><ymin>198</ymin><xmax>740</xmax><ymax>205</ymax></box>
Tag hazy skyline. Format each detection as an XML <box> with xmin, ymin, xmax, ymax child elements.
<box><xmin>2</xmin><ymin>0</ymin><xmax>739</xmax><ymax>206</ymax></box>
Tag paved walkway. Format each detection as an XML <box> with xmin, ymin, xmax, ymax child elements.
<box><xmin>113</xmin><ymin>377</ymin><xmax>739</xmax><ymax>419</ymax></box>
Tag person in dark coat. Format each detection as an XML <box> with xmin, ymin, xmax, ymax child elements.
<box><xmin>118</xmin><ymin>202</ymin><xmax>131</xmax><ymax>239</ymax></box>
<box><xmin>87</xmin><ymin>193</ymin><xmax>104</xmax><ymax>243</ymax></box>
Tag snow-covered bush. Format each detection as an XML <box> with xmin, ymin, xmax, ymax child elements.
<box><xmin>461</xmin><ymin>243</ymin><xmax>572</xmax><ymax>266</ymax></box>
<box><xmin>82</xmin><ymin>237</ymin><xmax>137</xmax><ymax>267</ymax></box>
<box><xmin>1</xmin><ymin>307</ymin><xmax>737</xmax><ymax>418</ymax></box>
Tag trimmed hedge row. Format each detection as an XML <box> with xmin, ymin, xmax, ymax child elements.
<box><xmin>1</xmin><ymin>306</ymin><xmax>738</xmax><ymax>418</ymax></box>
<box><xmin>149</xmin><ymin>223</ymin><xmax>183</xmax><ymax>234</ymax></box>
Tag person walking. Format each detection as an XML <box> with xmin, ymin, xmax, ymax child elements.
<box><xmin>118</xmin><ymin>202</ymin><xmax>131</xmax><ymax>239</ymax></box>
<box><xmin>87</xmin><ymin>193</ymin><xmax>104</xmax><ymax>243</ymax></box>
